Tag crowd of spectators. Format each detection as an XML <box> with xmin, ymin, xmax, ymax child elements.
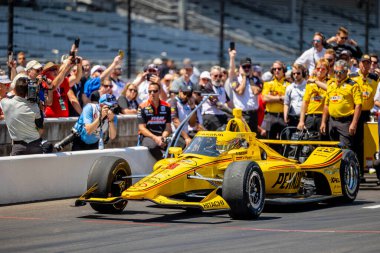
<box><xmin>2</xmin><ymin>26</ymin><xmax>380</xmax><ymax>184</ymax></box>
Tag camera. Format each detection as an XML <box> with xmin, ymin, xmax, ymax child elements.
<box><xmin>146</xmin><ymin>73</ymin><xmax>153</xmax><ymax>81</ymax></box>
<box><xmin>27</xmin><ymin>79</ymin><xmax>39</xmax><ymax>103</ymax></box>
<box><xmin>109</xmin><ymin>105</ymin><xmax>121</xmax><ymax>115</ymax></box>
<box><xmin>54</xmin><ymin>128</ymin><xmax>79</xmax><ymax>151</ymax></box>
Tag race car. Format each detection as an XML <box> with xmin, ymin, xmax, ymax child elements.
<box><xmin>75</xmin><ymin>108</ymin><xmax>360</xmax><ymax>220</ymax></box>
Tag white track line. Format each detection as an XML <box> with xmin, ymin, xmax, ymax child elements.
<box><xmin>363</xmin><ymin>205</ymin><xmax>380</xmax><ymax>209</ymax></box>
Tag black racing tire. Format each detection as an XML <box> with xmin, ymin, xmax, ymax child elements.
<box><xmin>87</xmin><ymin>156</ymin><xmax>132</xmax><ymax>213</ymax></box>
<box><xmin>222</xmin><ymin>161</ymin><xmax>265</xmax><ymax>220</ymax></box>
<box><xmin>338</xmin><ymin>149</ymin><xmax>360</xmax><ymax>203</ymax></box>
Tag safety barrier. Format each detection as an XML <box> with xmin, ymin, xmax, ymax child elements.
<box><xmin>0</xmin><ymin>114</ymin><xmax>139</xmax><ymax>156</ymax></box>
<box><xmin>0</xmin><ymin>146</ymin><xmax>156</xmax><ymax>205</ymax></box>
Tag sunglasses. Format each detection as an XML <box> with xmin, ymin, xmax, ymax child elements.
<box><xmin>212</xmin><ymin>74</ymin><xmax>222</xmax><ymax>78</ymax></box>
<box><xmin>102</xmin><ymin>84</ymin><xmax>113</xmax><ymax>88</ymax></box>
<box><xmin>334</xmin><ymin>70</ymin><xmax>346</xmax><ymax>75</ymax></box>
<box><xmin>242</xmin><ymin>65</ymin><xmax>251</xmax><ymax>69</ymax></box>
<box><xmin>272</xmin><ymin>67</ymin><xmax>283</xmax><ymax>71</ymax></box>
<box><xmin>326</xmin><ymin>58</ymin><xmax>334</xmax><ymax>62</ymax></box>
<box><xmin>371</xmin><ymin>61</ymin><xmax>378</xmax><ymax>64</ymax></box>
<box><xmin>148</xmin><ymin>89</ymin><xmax>159</xmax><ymax>94</ymax></box>
<box><xmin>183</xmin><ymin>92</ymin><xmax>192</xmax><ymax>97</ymax></box>
<box><xmin>340</xmin><ymin>36</ymin><xmax>348</xmax><ymax>40</ymax></box>
<box><xmin>316</xmin><ymin>67</ymin><xmax>326</xmax><ymax>71</ymax></box>
<box><xmin>313</xmin><ymin>39</ymin><xmax>321</xmax><ymax>43</ymax></box>
<box><xmin>293</xmin><ymin>72</ymin><xmax>302</xmax><ymax>76</ymax></box>
<box><xmin>128</xmin><ymin>89</ymin><xmax>137</xmax><ymax>92</ymax></box>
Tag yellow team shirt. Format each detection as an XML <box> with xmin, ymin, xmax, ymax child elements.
<box><xmin>325</xmin><ymin>77</ymin><xmax>362</xmax><ymax>118</ymax></box>
<box><xmin>350</xmin><ymin>71</ymin><xmax>378</xmax><ymax>111</ymax></box>
<box><xmin>262</xmin><ymin>78</ymin><xmax>290</xmax><ymax>113</ymax></box>
<box><xmin>303</xmin><ymin>83</ymin><xmax>326</xmax><ymax>114</ymax></box>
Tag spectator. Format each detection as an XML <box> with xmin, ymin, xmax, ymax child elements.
<box><xmin>138</xmin><ymin>82</ymin><xmax>171</xmax><ymax>161</ymax></box>
<box><xmin>171</xmin><ymin>62</ymin><xmax>196</xmax><ymax>95</ymax></box>
<box><xmin>67</xmin><ymin>65</ymin><xmax>83</xmax><ymax>117</ymax></box>
<box><xmin>160</xmin><ymin>73</ymin><xmax>174</xmax><ymax>101</ymax></box>
<box><xmin>42</xmin><ymin>58</ymin><xmax>82</xmax><ymax>118</ymax></box>
<box><xmin>200</xmin><ymin>66</ymin><xmax>229</xmax><ymax>131</ymax></box>
<box><xmin>262</xmin><ymin>61</ymin><xmax>290</xmax><ymax>140</ymax></box>
<box><xmin>0</xmin><ymin>75</ymin><xmax>11</xmax><ymax>120</ymax></box>
<box><xmin>1</xmin><ymin>77</ymin><xmax>44</xmax><ymax>155</ymax></box>
<box><xmin>110</xmin><ymin>64</ymin><xmax>125</xmax><ymax>99</ymax></box>
<box><xmin>284</xmin><ymin>64</ymin><xmax>307</xmax><ymax>128</ymax></box>
<box><xmin>297</xmin><ymin>59</ymin><xmax>329</xmax><ymax>133</ymax></box>
<box><xmin>326</xmin><ymin>26</ymin><xmax>363</xmax><ymax>60</ymax></box>
<box><xmin>183</xmin><ymin>58</ymin><xmax>200</xmax><ymax>85</ymax></box>
<box><xmin>84</xmin><ymin>54</ymin><xmax>122</xmax><ymax>98</ymax></box>
<box><xmin>324</xmin><ymin>48</ymin><xmax>336</xmax><ymax>78</ymax></box>
<box><xmin>228</xmin><ymin>49</ymin><xmax>262</xmax><ymax>133</ymax></box>
<box><xmin>320</xmin><ymin>60</ymin><xmax>362</xmax><ymax>150</ymax></box>
<box><xmin>170</xmin><ymin>83</ymin><xmax>197</xmax><ymax>148</ymax></box>
<box><xmin>296</xmin><ymin>32</ymin><xmax>326</xmax><ymax>74</ymax></box>
<box><xmin>135</xmin><ymin>64</ymin><xmax>161</xmax><ymax>103</ymax></box>
<box><xmin>339</xmin><ymin>50</ymin><xmax>358</xmax><ymax>73</ymax></box>
<box><xmin>71</xmin><ymin>94</ymin><xmax>118</xmax><ymax>151</ymax></box>
<box><xmin>17</xmin><ymin>51</ymin><xmax>27</xmax><ymax>68</ymax></box>
<box><xmin>118</xmin><ymin>83</ymin><xmax>139</xmax><ymax>114</ymax></box>
<box><xmin>349</xmin><ymin>54</ymin><xmax>378</xmax><ymax>181</ymax></box>
<box><xmin>90</xmin><ymin>78</ymin><xmax>113</xmax><ymax>103</ymax></box>
<box><xmin>80</xmin><ymin>59</ymin><xmax>92</xmax><ymax>105</ymax></box>
<box><xmin>369</xmin><ymin>53</ymin><xmax>380</xmax><ymax>78</ymax></box>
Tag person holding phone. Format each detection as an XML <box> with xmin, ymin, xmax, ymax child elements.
<box><xmin>228</xmin><ymin>44</ymin><xmax>262</xmax><ymax>133</ymax></box>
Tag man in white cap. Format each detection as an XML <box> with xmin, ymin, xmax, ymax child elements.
<box><xmin>0</xmin><ymin>75</ymin><xmax>11</xmax><ymax>120</ymax></box>
<box><xmin>25</xmin><ymin>60</ymin><xmax>43</xmax><ymax>83</ymax></box>
<box><xmin>84</xmin><ymin>54</ymin><xmax>122</xmax><ymax>98</ymax></box>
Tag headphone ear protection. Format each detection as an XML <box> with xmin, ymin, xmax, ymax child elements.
<box><xmin>313</xmin><ymin>32</ymin><xmax>327</xmax><ymax>48</ymax></box>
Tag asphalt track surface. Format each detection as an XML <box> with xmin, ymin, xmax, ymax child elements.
<box><xmin>1</xmin><ymin>177</ymin><xmax>380</xmax><ymax>253</ymax></box>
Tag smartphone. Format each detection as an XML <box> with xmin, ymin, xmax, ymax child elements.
<box><xmin>118</xmin><ymin>49</ymin><xmax>124</xmax><ymax>59</ymax></box>
<box><xmin>8</xmin><ymin>51</ymin><xmax>13</xmax><ymax>63</ymax></box>
<box><xmin>229</xmin><ymin>41</ymin><xmax>235</xmax><ymax>51</ymax></box>
<box><xmin>74</xmin><ymin>37</ymin><xmax>80</xmax><ymax>49</ymax></box>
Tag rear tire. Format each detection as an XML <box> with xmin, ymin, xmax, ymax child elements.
<box><xmin>338</xmin><ymin>150</ymin><xmax>360</xmax><ymax>203</ymax></box>
<box><xmin>87</xmin><ymin>156</ymin><xmax>132</xmax><ymax>213</ymax></box>
<box><xmin>222</xmin><ymin>161</ymin><xmax>265</xmax><ymax>220</ymax></box>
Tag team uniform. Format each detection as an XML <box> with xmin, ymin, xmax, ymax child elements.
<box><xmin>262</xmin><ymin>77</ymin><xmax>290</xmax><ymax>139</ymax></box>
<box><xmin>350</xmin><ymin>71</ymin><xmax>378</xmax><ymax>176</ymax></box>
<box><xmin>303</xmin><ymin>81</ymin><xmax>327</xmax><ymax>132</ymax></box>
<box><xmin>325</xmin><ymin>77</ymin><xmax>362</xmax><ymax>149</ymax></box>
<box><xmin>137</xmin><ymin>99</ymin><xmax>171</xmax><ymax>160</ymax></box>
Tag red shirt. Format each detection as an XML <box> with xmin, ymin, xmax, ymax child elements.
<box><xmin>44</xmin><ymin>76</ymin><xmax>70</xmax><ymax>118</ymax></box>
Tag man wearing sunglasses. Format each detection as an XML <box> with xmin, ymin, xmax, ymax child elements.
<box><xmin>326</xmin><ymin>26</ymin><xmax>363</xmax><ymax>60</ymax></box>
<box><xmin>170</xmin><ymin>84</ymin><xmax>197</xmax><ymax>148</ymax></box>
<box><xmin>320</xmin><ymin>60</ymin><xmax>362</xmax><ymax>151</ymax></box>
<box><xmin>296</xmin><ymin>32</ymin><xmax>326</xmax><ymax>74</ymax></box>
<box><xmin>228</xmin><ymin>49</ymin><xmax>262</xmax><ymax>133</ymax></box>
<box><xmin>138</xmin><ymin>82</ymin><xmax>171</xmax><ymax>161</ymax></box>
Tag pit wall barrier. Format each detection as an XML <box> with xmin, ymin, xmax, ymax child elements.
<box><xmin>0</xmin><ymin>115</ymin><xmax>139</xmax><ymax>156</ymax></box>
<box><xmin>0</xmin><ymin>146</ymin><xmax>156</xmax><ymax>205</ymax></box>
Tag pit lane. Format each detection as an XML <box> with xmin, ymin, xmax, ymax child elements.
<box><xmin>1</xmin><ymin>177</ymin><xmax>380</xmax><ymax>253</ymax></box>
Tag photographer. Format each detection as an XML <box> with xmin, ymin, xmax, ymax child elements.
<box><xmin>1</xmin><ymin>77</ymin><xmax>44</xmax><ymax>155</ymax></box>
<box><xmin>68</xmin><ymin>94</ymin><xmax>118</xmax><ymax>151</ymax></box>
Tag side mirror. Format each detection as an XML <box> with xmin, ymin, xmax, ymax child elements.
<box><xmin>169</xmin><ymin>147</ymin><xmax>182</xmax><ymax>158</ymax></box>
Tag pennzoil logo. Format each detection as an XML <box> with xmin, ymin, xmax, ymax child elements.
<box><xmin>312</xmin><ymin>95</ymin><xmax>323</xmax><ymax>102</ymax></box>
<box><xmin>324</xmin><ymin>168</ymin><xmax>338</xmax><ymax>175</ymax></box>
<box><xmin>330</xmin><ymin>95</ymin><xmax>342</xmax><ymax>103</ymax></box>
<box><xmin>272</xmin><ymin>172</ymin><xmax>302</xmax><ymax>189</ymax></box>
<box><xmin>202</xmin><ymin>200</ymin><xmax>225</xmax><ymax>209</ymax></box>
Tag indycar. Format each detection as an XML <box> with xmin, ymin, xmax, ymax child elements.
<box><xmin>76</xmin><ymin>108</ymin><xmax>360</xmax><ymax>220</ymax></box>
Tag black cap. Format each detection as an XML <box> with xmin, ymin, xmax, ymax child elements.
<box><xmin>240</xmin><ymin>57</ymin><xmax>252</xmax><ymax>66</ymax></box>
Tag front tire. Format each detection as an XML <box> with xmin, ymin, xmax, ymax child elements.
<box><xmin>222</xmin><ymin>161</ymin><xmax>265</xmax><ymax>220</ymax></box>
<box><xmin>87</xmin><ymin>156</ymin><xmax>132</xmax><ymax>213</ymax></box>
<box><xmin>339</xmin><ymin>150</ymin><xmax>360</xmax><ymax>203</ymax></box>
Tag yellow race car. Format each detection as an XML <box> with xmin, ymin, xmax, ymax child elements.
<box><xmin>76</xmin><ymin>109</ymin><xmax>360</xmax><ymax>220</ymax></box>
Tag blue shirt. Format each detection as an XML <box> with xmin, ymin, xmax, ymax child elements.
<box><xmin>74</xmin><ymin>103</ymin><xmax>118</xmax><ymax>144</ymax></box>
<box><xmin>84</xmin><ymin>77</ymin><xmax>101</xmax><ymax>97</ymax></box>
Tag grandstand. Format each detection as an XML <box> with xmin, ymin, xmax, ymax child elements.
<box><xmin>0</xmin><ymin>0</ymin><xmax>379</xmax><ymax>74</ymax></box>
